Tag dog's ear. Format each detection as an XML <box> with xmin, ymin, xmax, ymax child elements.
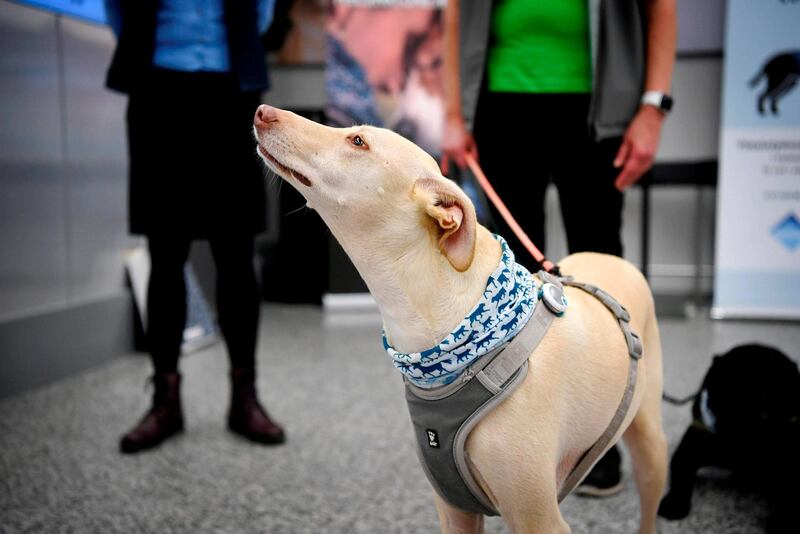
<box><xmin>413</xmin><ymin>177</ymin><xmax>477</xmax><ymax>272</ymax></box>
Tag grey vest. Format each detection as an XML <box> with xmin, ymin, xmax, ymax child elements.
<box><xmin>458</xmin><ymin>0</ymin><xmax>648</xmax><ymax>140</ymax></box>
<box><xmin>404</xmin><ymin>272</ymin><xmax>643</xmax><ymax>515</ymax></box>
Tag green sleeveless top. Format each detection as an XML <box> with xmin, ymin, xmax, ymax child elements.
<box><xmin>488</xmin><ymin>0</ymin><xmax>592</xmax><ymax>93</ymax></box>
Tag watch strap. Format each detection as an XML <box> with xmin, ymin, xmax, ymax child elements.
<box><xmin>641</xmin><ymin>91</ymin><xmax>673</xmax><ymax>112</ymax></box>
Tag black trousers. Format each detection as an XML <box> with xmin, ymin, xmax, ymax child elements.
<box><xmin>126</xmin><ymin>68</ymin><xmax>267</xmax><ymax>375</ymax></box>
<box><xmin>473</xmin><ymin>92</ymin><xmax>624</xmax><ymax>272</ymax></box>
<box><xmin>147</xmin><ymin>234</ymin><xmax>260</xmax><ymax>375</ymax></box>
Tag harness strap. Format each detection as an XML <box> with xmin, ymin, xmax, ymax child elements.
<box><xmin>563</xmin><ymin>280</ymin><xmax>643</xmax><ymax>360</ymax></box>
<box><xmin>479</xmin><ymin>286</ymin><xmax>560</xmax><ymax>391</ymax></box>
<box><xmin>556</xmin><ymin>279</ymin><xmax>642</xmax><ymax>501</ymax></box>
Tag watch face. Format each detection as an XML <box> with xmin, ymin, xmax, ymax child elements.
<box><xmin>661</xmin><ymin>95</ymin><xmax>674</xmax><ymax>112</ymax></box>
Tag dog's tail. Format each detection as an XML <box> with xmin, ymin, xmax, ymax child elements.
<box><xmin>662</xmin><ymin>390</ymin><xmax>698</xmax><ymax>406</ymax></box>
<box><xmin>748</xmin><ymin>67</ymin><xmax>765</xmax><ymax>88</ymax></box>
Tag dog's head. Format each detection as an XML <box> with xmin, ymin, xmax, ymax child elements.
<box><xmin>694</xmin><ymin>344</ymin><xmax>800</xmax><ymax>438</ymax></box>
<box><xmin>253</xmin><ymin>105</ymin><xmax>476</xmax><ymax>272</ymax></box>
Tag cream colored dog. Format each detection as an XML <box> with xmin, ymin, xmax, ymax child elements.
<box><xmin>253</xmin><ymin>105</ymin><xmax>667</xmax><ymax>534</ymax></box>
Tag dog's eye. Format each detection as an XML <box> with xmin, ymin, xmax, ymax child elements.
<box><xmin>351</xmin><ymin>135</ymin><xmax>367</xmax><ymax>148</ymax></box>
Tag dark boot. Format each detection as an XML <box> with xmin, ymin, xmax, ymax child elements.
<box><xmin>228</xmin><ymin>368</ymin><xmax>285</xmax><ymax>445</ymax></box>
<box><xmin>120</xmin><ymin>373</ymin><xmax>184</xmax><ymax>454</ymax></box>
<box><xmin>575</xmin><ymin>444</ymin><xmax>623</xmax><ymax>497</ymax></box>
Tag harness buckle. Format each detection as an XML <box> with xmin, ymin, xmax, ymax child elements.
<box><xmin>626</xmin><ymin>329</ymin><xmax>644</xmax><ymax>360</ymax></box>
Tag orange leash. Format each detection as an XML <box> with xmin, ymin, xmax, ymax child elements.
<box><xmin>465</xmin><ymin>154</ymin><xmax>559</xmax><ymax>275</ymax></box>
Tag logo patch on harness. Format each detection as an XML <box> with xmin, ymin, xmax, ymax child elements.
<box><xmin>426</xmin><ymin>429</ymin><xmax>440</xmax><ymax>448</ymax></box>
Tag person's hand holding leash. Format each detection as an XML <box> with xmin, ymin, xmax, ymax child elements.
<box><xmin>613</xmin><ymin>105</ymin><xmax>664</xmax><ymax>191</ymax></box>
<box><xmin>441</xmin><ymin>114</ymin><xmax>478</xmax><ymax>175</ymax></box>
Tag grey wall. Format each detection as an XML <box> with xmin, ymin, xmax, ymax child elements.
<box><xmin>677</xmin><ymin>0</ymin><xmax>724</xmax><ymax>53</ymax></box>
<box><xmin>0</xmin><ymin>1</ymin><xmax>136</xmax><ymax>397</ymax></box>
<box><xmin>0</xmin><ymin>1</ymin><xmax>135</xmax><ymax>323</ymax></box>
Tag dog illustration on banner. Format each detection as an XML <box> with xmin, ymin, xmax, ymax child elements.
<box><xmin>749</xmin><ymin>51</ymin><xmax>800</xmax><ymax>115</ymax></box>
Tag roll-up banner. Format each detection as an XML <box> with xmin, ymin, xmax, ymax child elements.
<box><xmin>712</xmin><ymin>0</ymin><xmax>800</xmax><ymax>320</ymax></box>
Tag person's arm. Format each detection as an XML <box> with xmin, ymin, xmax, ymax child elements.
<box><xmin>613</xmin><ymin>0</ymin><xmax>677</xmax><ymax>191</ymax></box>
<box><xmin>440</xmin><ymin>0</ymin><xmax>478</xmax><ymax>174</ymax></box>
<box><xmin>104</xmin><ymin>0</ymin><xmax>123</xmax><ymax>38</ymax></box>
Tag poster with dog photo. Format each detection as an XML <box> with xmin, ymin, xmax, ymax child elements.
<box><xmin>325</xmin><ymin>0</ymin><xmax>446</xmax><ymax>158</ymax></box>
<box><xmin>713</xmin><ymin>0</ymin><xmax>800</xmax><ymax>319</ymax></box>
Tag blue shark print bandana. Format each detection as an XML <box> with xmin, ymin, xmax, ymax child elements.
<box><xmin>383</xmin><ymin>235</ymin><xmax>538</xmax><ymax>389</ymax></box>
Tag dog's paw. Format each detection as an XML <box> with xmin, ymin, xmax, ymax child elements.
<box><xmin>658</xmin><ymin>493</ymin><xmax>692</xmax><ymax>520</ymax></box>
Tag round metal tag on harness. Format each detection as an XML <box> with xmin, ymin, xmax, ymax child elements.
<box><xmin>541</xmin><ymin>283</ymin><xmax>568</xmax><ymax>315</ymax></box>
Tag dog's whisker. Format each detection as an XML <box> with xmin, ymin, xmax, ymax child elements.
<box><xmin>284</xmin><ymin>203</ymin><xmax>308</xmax><ymax>216</ymax></box>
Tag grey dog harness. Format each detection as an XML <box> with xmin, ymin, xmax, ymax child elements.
<box><xmin>404</xmin><ymin>271</ymin><xmax>644</xmax><ymax>516</ymax></box>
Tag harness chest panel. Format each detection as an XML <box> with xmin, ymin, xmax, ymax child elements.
<box><xmin>405</xmin><ymin>350</ymin><xmax>529</xmax><ymax>516</ymax></box>
<box><xmin>404</xmin><ymin>272</ymin><xmax>643</xmax><ymax>516</ymax></box>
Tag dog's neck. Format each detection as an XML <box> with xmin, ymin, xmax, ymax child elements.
<box><xmin>334</xmin><ymin>223</ymin><xmax>502</xmax><ymax>353</ymax></box>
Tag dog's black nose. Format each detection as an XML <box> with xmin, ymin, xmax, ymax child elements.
<box><xmin>254</xmin><ymin>104</ymin><xmax>278</xmax><ymax>127</ymax></box>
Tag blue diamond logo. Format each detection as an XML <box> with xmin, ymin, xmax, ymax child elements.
<box><xmin>771</xmin><ymin>213</ymin><xmax>800</xmax><ymax>251</ymax></box>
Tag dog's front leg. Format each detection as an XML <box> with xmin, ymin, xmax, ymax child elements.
<box><xmin>658</xmin><ymin>425</ymin><xmax>717</xmax><ymax>520</ymax></box>
<box><xmin>501</xmin><ymin>496</ymin><xmax>571</xmax><ymax>534</ymax></box>
<box><xmin>433</xmin><ymin>492</ymin><xmax>484</xmax><ymax>534</ymax></box>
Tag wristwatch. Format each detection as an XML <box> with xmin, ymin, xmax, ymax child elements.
<box><xmin>641</xmin><ymin>91</ymin><xmax>673</xmax><ymax>113</ymax></box>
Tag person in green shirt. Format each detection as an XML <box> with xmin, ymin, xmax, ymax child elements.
<box><xmin>442</xmin><ymin>0</ymin><xmax>677</xmax><ymax>498</ymax></box>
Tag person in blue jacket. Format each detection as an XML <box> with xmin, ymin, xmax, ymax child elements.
<box><xmin>105</xmin><ymin>0</ymin><xmax>285</xmax><ymax>453</ymax></box>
